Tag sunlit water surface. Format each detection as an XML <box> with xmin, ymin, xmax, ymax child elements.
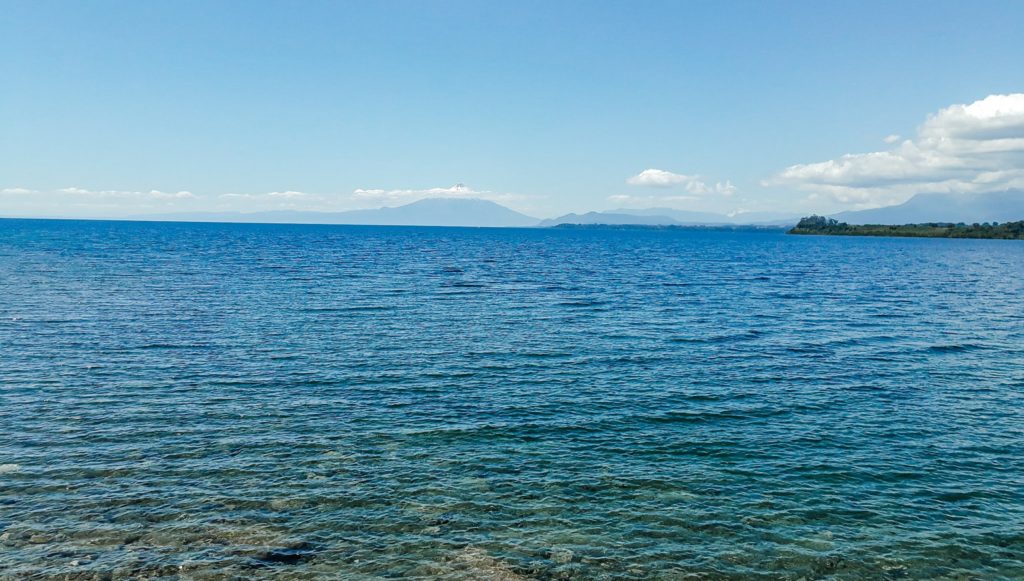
<box><xmin>1</xmin><ymin>219</ymin><xmax>1023</xmax><ymax>580</ymax></box>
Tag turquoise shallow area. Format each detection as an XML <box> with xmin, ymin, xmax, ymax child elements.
<box><xmin>1</xmin><ymin>219</ymin><xmax>1023</xmax><ymax>580</ymax></box>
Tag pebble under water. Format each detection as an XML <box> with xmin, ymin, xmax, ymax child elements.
<box><xmin>1</xmin><ymin>219</ymin><xmax>1023</xmax><ymax>580</ymax></box>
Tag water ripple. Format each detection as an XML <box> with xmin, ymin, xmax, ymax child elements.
<box><xmin>1</xmin><ymin>221</ymin><xmax>1023</xmax><ymax>579</ymax></box>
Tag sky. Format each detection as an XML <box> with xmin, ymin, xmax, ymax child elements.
<box><xmin>2</xmin><ymin>0</ymin><xmax>1023</xmax><ymax>219</ymax></box>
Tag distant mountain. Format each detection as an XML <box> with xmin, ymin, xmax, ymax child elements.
<box><xmin>136</xmin><ymin>198</ymin><xmax>539</xmax><ymax>228</ymax></box>
<box><xmin>611</xmin><ymin>207</ymin><xmax>733</xmax><ymax>224</ymax></box>
<box><xmin>725</xmin><ymin>212</ymin><xmax>803</xmax><ymax>226</ymax></box>
<box><xmin>832</xmin><ymin>191</ymin><xmax>1024</xmax><ymax>225</ymax></box>
<box><xmin>324</xmin><ymin>198</ymin><xmax>538</xmax><ymax>227</ymax></box>
<box><xmin>537</xmin><ymin>211</ymin><xmax>681</xmax><ymax>227</ymax></box>
<box><xmin>539</xmin><ymin>208</ymin><xmax>800</xmax><ymax>227</ymax></box>
<box><xmin>132</xmin><ymin>198</ymin><xmax>808</xmax><ymax>229</ymax></box>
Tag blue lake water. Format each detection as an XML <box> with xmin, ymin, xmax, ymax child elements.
<box><xmin>1</xmin><ymin>219</ymin><xmax>1023</xmax><ymax>580</ymax></box>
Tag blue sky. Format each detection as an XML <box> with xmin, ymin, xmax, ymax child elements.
<box><xmin>2</xmin><ymin>0</ymin><xmax>1023</xmax><ymax>218</ymax></box>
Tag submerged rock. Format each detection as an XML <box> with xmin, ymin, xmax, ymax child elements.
<box><xmin>549</xmin><ymin>547</ymin><xmax>574</xmax><ymax>564</ymax></box>
<box><xmin>454</xmin><ymin>547</ymin><xmax>533</xmax><ymax>581</ymax></box>
<box><xmin>246</xmin><ymin>540</ymin><xmax>320</xmax><ymax>567</ymax></box>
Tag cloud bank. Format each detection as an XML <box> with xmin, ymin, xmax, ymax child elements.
<box><xmin>37</xmin><ymin>187</ymin><xmax>197</xmax><ymax>200</ymax></box>
<box><xmin>0</xmin><ymin>183</ymin><xmax>535</xmax><ymax>217</ymax></box>
<box><xmin>220</xmin><ymin>190</ymin><xmax>314</xmax><ymax>203</ymax></box>
<box><xmin>0</xmin><ymin>187</ymin><xmax>201</xmax><ymax>216</ymax></box>
<box><xmin>769</xmin><ymin>93</ymin><xmax>1024</xmax><ymax>208</ymax></box>
<box><xmin>0</xmin><ymin>186</ymin><xmax>313</xmax><ymax>216</ymax></box>
<box><xmin>627</xmin><ymin>169</ymin><xmax>736</xmax><ymax>196</ymax></box>
<box><xmin>615</xmin><ymin>169</ymin><xmax>736</xmax><ymax>208</ymax></box>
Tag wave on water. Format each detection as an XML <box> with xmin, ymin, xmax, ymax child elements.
<box><xmin>2</xmin><ymin>221</ymin><xmax>1023</xmax><ymax>579</ymax></box>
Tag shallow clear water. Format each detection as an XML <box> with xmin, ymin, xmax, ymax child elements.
<box><xmin>1</xmin><ymin>219</ymin><xmax>1023</xmax><ymax>580</ymax></box>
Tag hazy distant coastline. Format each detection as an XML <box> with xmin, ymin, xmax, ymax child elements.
<box><xmin>127</xmin><ymin>190</ymin><xmax>1024</xmax><ymax>229</ymax></box>
<box><xmin>552</xmin><ymin>223</ymin><xmax>788</xmax><ymax>232</ymax></box>
<box><xmin>6</xmin><ymin>189</ymin><xmax>1023</xmax><ymax>230</ymax></box>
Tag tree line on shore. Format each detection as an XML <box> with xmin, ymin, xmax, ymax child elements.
<box><xmin>789</xmin><ymin>215</ymin><xmax>1024</xmax><ymax>239</ymax></box>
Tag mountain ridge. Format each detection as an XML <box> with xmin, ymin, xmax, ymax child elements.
<box><xmin>539</xmin><ymin>209</ymin><xmax>800</xmax><ymax>227</ymax></box>
<box><xmin>134</xmin><ymin>198</ymin><xmax>539</xmax><ymax>228</ymax></box>
<box><xmin>119</xmin><ymin>191</ymin><xmax>1024</xmax><ymax>228</ymax></box>
<box><xmin>831</xmin><ymin>191</ymin><xmax>1024</xmax><ymax>224</ymax></box>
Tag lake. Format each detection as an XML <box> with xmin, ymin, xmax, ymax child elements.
<box><xmin>1</xmin><ymin>219</ymin><xmax>1023</xmax><ymax>580</ymax></box>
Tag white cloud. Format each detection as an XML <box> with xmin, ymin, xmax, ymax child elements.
<box><xmin>0</xmin><ymin>186</ymin><xmax>202</xmax><ymax>217</ymax></box>
<box><xmin>1</xmin><ymin>183</ymin><xmax>539</xmax><ymax>216</ymax></box>
<box><xmin>884</xmin><ymin>134</ymin><xmax>901</xmax><ymax>144</ymax></box>
<box><xmin>627</xmin><ymin>168</ymin><xmax>736</xmax><ymax>197</ymax></box>
<box><xmin>221</xmin><ymin>190</ymin><xmax>311</xmax><ymax>200</ymax></box>
<box><xmin>622</xmin><ymin>169</ymin><xmax>736</xmax><ymax>210</ymax></box>
<box><xmin>692</xmin><ymin>180</ymin><xmax>736</xmax><ymax>197</ymax></box>
<box><xmin>627</xmin><ymin>169</ymin><xmax>693</xmax><ymax>188</ymax></box>
<box><xmin>768</xmin><ymin>93</ymin><xmax>1024</xmax><ymax>208</ymax></box>
<box><xmin>353</xmin><ymin>183</ymin><xmax>475</xmax><ymax>202</ymax></box>
<box><xmin>215</xmin><ymin>190</ymin><xmax>329</xmax><ymax>211</ymax></box>
<box><xmin>56</xmin><ymin>187</ymin><xmax>196</xmax><ymax>200</ymax></box>
<box><xmin>0</xmin><ymin>187</ymin><xmax>35</xmax><ymax>195</ymax></box>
